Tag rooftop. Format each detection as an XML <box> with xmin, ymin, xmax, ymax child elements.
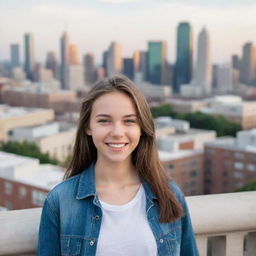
<box><xmin>0</xmin><ymin>104</ymin><xmax>51</xmax><ymax>119</ymax></box>
<box><xmin>0</xmin><ymin>151</ymin><xmax>64</xmax><ymax>190</ymax></box>
<box><xmin>159</xmin><ymin>149</ymin><xmax>203</xmax><ymax>162</ymax></box>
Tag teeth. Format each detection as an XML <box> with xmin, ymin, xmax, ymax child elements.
<box><xmin>108</xmin><ymin>143</ymin><xmax>126</xmax><ymax>148</ymax></box>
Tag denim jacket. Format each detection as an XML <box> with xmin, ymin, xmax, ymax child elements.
<box><xmin>38</xmin><ymin>164</ymin><xmax>199</xmax><ymax>256</ymax></box>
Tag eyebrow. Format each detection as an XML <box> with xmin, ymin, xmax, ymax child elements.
<box><xmin>95</xmin><ymin>114</ymin><xmax>137</xmax><ymax>118</ymax></box>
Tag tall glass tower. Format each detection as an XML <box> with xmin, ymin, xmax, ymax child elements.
<box><xmin>24</xmin><ymin>33</ymin><xmax>35</xmax><ymax>81</ymax></box>
<box><xmin>147</xmin><ymin>41</ymin><xmax>166</xmax><ymax>85</ymax></box>
<box><xmin>10</xmin><ymin>44</ymin><xmax>20</xmax><ymax>68</ymax></box>
<box><xmin>174</xmin><ymin>22</ymin><xmax>193</xmax><ymax>93</ymax></box>
<box><xmin>60</xmin><ymin>31</ymin><xmax>69</xmax><ymax>89</ymax></box>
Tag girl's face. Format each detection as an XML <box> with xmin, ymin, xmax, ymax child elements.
<box><xmin>87</xmin><ymin>91</ymin><xmax>141</xmax><ymax>166</ymax></box>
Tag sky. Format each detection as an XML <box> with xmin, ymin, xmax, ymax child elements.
<box><xmin>0</xmin><ymin>0</ymin><xmax>256</xmax><ymax>65</ymax></box>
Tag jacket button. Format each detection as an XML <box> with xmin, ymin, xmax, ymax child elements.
<box><xmin>95</xmin><ymin>215</ymin><xmax>100</xmax><ymax>220</ymax></box>
<box><xmin>159</xmin><ymin>239</ymin><xmax>164</xmax><ymax>243</ymax></box>
<box><xmin>89</xmin><ymin>240</ymin><xmax>94</xmax><ymax>246</ymax></box>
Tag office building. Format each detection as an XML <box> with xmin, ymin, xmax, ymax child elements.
<box><xmin>240</xmin><ymin>42</ymin><xmax>256</xmax><ymax>85</ymax></box>
<box><xmin>45</xmin><ymin>51</ymin><xmax>58</xmax><ymax>79</ymax></box>
<box><xmin>194</xmin><ymin>27</ymin><xmax>212</xmax><ymax>94</ymax></box>
<box><xmin>68</xmin><ymin>44</ymin><xmax>79</xmax><ymax>65</ymax></box>
<box><xmin>123</xmin><ymin>58</ymin><xmax>134</xmax><ymax>80</ymax></box>
<box><xmin>107</xmin><ymin>42</ymin><xmax>122</xmax><ymax>77</ymax></box>
<box><xmin>216</xmin><ymin>65</ymin><xmax>233</xmax><ymax>93</ymax></box>
<box><xmin>60</xmin><ymin>31</ymin><xmax>69</xmax><ymax>89</ymax></box>
<box><xmin>147</xmin><ymin>41</ymin><xmax>167</xmax><ymax>85</ymax></box>
<box><xmin>174</xmin><ymin>22</ymin><xmax>193</xmax><ymax>93</ymax></box>
<box><xmin>102</xmin><ymin>50</ymin><xmax>108</xmax><ymax>76</ymax></box>
<box><xmin>24</xmin><ymin>33</ymin><xmax>35</xmax><ymax>81</ymax></box>
<box><xmin>83</xmin><ymin>53</ymin><xmax>97</xmax><ymax>84</ymax></box>
<box><xmin>10</xmin><ymin>44</ymin><xmax>20</xmax><ymax>68</ymax></box>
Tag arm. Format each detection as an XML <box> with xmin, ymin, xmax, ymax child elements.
<box><xmin>37</xmin><ymin>197</ymin><xmax>60</xmax><ymax>255</ymax></box>
<box><xmin>180</xmin><ymin>196</ymin><xmax>199</xmax><ymax>256</ymax></box>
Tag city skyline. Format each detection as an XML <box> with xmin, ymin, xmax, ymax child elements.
<box><xmin>0</xmin><ymin>0</ymin><xmax>256</xmax><ymax>64</ymax></box>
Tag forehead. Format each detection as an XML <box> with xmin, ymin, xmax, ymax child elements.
<box><xmin>91</xmin><ymin>91</ymin><xmax>137</xmax><ymax>116</ymax></box>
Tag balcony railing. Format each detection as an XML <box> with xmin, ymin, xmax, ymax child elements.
<box><xmin>0</xmin><ymin>191</ymin><xmax>256</xmax><ymax>256</ymax></box>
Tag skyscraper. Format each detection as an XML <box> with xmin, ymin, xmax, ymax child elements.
<box><xmin>60</xmin><ymin>31</ymin><xmax>69</xmax><ymax>89</ymax></box>
<box><xmin>123</xmin><ymin>58</ymin><xmax>134</xmax><ymax>80</ymax></box>
<box><xmin>139</xmin><ymin>51</ymin><xmax>147</xmax><ymax>80</ymax></box>
<box><xmin>194</xmin><ymin>27</ymin><xmax>212</xmax><ymax>94</ymax></box>
<box><xmin>83</xmin><ymin>53</ymin><xmax>97</xmax><ymax>84</ymax></box>
<box><xmin>102</xmin><ymin>50</ymin><xmax>108</xmax><ymax>77</ymax></box>
<box><xmin>45</xmin><ymin>51</ymin><xmax>58</xmax><ymax>79</ymax></box>
<box><xmin>133</xmin><ymin>51</ymin><xmax>140</xmax><ymax>73</ymax></box>
<box><xmin>107</xmin><ymin>42</ymin><xmax>122</xmax><ymax>77</ymax></box>
<box><xmin>10</xmin><ymin>44</ymin><xmax>20</xmax><ymax>68</ymax></box>
<box><xmin>69</xmin><ymin>44</ymin><xmax>79</xmax><ymax>65</ymax></box>
<box><xmin>147</xmin><ymin>41</ymin><xmax>166</xmax><ymax>85</ymax></box>
<box><xmin>24</xmin><ymin>33</ymin><xmax>35</xmax><ymax>80</ymax></box>
<box><xmin>240</xmin><ymin>42</ymin><xmax>256</xmax><ymax>85</ymax></box>
<box><xmin>174</xmin><ymin>22</ymin><xmax>193</xmax><ymax>93</ymax></box>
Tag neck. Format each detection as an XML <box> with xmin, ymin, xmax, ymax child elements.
<box><xmin>94</xmin><ymin>160</ymin><xmax>140</xmax><ymax>186</ymax></box>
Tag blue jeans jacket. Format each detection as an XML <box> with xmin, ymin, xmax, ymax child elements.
<box><xmin>38</xmin><ymin>164</ymin><xmax>199</xmax><ymax>256</ymax></box>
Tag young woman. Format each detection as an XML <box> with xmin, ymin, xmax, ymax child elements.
<box><xmin>38</xmin><ymin>75</ymin><xmax>199</xmax><ymax>256</ymax></box>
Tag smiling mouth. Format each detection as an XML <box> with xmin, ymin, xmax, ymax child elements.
<box><xmin>105</xmin><ymin>143</ymin><xmax>128</xmax><ymax>148</ymax></box>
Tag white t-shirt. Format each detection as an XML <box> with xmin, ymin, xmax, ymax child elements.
<box><xmin>95</xmin><ymin>185</ymin><xmax>158</xmax><ymax>256</ymax></box>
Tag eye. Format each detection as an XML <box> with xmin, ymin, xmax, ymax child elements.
<box><xmin>124</xmin><ymin>119</ymin><xmax>136</xmax><ymax>123</ymax></box>
<box><xmin>97</xmin><ymin>119</ymin><xmax>110</xmax><ymax>123</ymax></box>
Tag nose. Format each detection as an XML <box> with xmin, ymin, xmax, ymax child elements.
<box><xmin>110</xmin><ymin>122</ymin><xmax>124</xmax><ymax>137</ymax></box>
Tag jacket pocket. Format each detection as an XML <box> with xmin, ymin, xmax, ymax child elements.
<box><xmin>164</xmin><ymin>229</ymin><xmax>181</xmax><ymax>256</ymax></box>
<box><xmin>60</xmin><ymin>236</ymin><xmax>82</xmax><ymax>256</ymax></box>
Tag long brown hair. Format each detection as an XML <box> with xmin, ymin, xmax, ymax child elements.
<box><xmin>64</xmin><ymin>75</ymin><xmax>183</xmax><ymax>222</ymax></box>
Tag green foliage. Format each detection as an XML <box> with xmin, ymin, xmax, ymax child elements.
<box><xmin>176</xmin><ymin>112</ymin><xmax>241</xmax><ymax>137</ymax></box>
<box><xmin>150</xmin><ymin>104</ymin><xmax>242</xmax><ymax>137</ymax></box>
<box><xmin>235</xmin><ymin>179</ymin><xmax>256</xmax><ymax>192</ymax></box>
<box><xmin>0</xmin><ymin>141</ymin><xmax>59</xmax><ymax>165</ymax></box>
<box><xmin>150</xmin><ymin>104</ymin><xmax>176</xmax><ymax>118</ymax></box>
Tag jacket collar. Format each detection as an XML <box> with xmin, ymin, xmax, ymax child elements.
<box><xmin>76</xmin><ymin>163</ymin><xmax>158</xmax><ymax>201</ymax></box>
<box><xmin>76</xmin><ymin>163</ymin><xmax>96</xmax><ymax>200</ymax></box>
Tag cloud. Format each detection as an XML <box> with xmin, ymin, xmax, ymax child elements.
<box><xmin>98</xmin><ymin>0</ymin><xmax>140</xmax><ymax>4</ymax></box>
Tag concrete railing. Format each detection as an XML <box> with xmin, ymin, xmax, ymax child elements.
<box><xmin>0</xmin><ymin>191</ymin><xmax>256</xmax><ymax>256</ymax></box>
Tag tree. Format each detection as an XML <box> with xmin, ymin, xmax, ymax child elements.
<box><xmin>235</xmin><ymin>179</ymin><xmax>256</xmax><ymax>192</ymax></box>
<box><xmin>151</xmin><ymin>104</ymin><xmax>241</xmax><ymax>137</ymax></box>
<box><xmin>0</xmin><ymin>141</ymin><xmax>59</xmax><ymax>165</ymax></box>
<box><xmin>151</xmin><ymin>104</ymin><xmax>176</xmax><ymax>118</ymax></box>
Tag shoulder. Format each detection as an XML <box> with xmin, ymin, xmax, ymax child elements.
<box><xmin>46</xmin><ymin>173</ymin><xmax>81</xmax><ymax>204</ymax></box>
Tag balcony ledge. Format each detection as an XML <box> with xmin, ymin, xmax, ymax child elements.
<box><xmin>0</xmin><ymin>191</ymin><xmax>256</xmax><ymax>255</ymax></box>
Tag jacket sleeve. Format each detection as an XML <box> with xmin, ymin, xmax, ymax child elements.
<box><xmin>37</xmin><ymin>196</ymin><xmax>60</xmax><ymax>255</ymax></box>
<box><xmin>180</xmin><ymin>194</ymin><xmax>199</xmax><ymax>256</ymax></box>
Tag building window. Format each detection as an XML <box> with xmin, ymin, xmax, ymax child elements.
<box><xmin>19</xmin><ymin>186</ymin><xmax>27</xmax><ymax>199</ymax></box>
<box><xmin>206</xmin><ymin>148</ymin><xmax>214</xmax><ymax>155</ymax></box>
<box><xmin>167</xmin><ymin>163</ymin><xmax>175</xmax><ymax>171</ymax></box>
<box><xmin>247</xmin><ymin>164</ymin><xmax>256</xmax><ymax>172</ymax></box>
<box><xmin>191</xmin><ymin>159</ymin><xmax>198</xmax><ymax>167</ymax></box>
<box><xmin>190</xmin><ymin>170</ymin><xmax>197</xmax><ymax>177</ymax></box>
<box><xmin>235</xmin><ymin>152</ymin><xmax>244</xmax><ymax>160</ymax></box>
<box><xmin>234</xmin><ymin>172</ymin><xmax>244</xmax><ymax>179</ymax></box>
<box><xmin>234</xmin><ymin>162</ymin><xmax>244</xmax><ymax>169</ymax></box>
<box><xmin>32</xmin><ymin>190</ymin><xmax>47</xmax><ymax>206</ymax></box>
<box><xmin>4</xmin><ymin>182</ymin><xmax>13</xmax><ymax>195</ymax></box>
<box><xmin>224</xmin><ymin>151</ymin><xmax>232</xmax><ymax>157</ymax></box>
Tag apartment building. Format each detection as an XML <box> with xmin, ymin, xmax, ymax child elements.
<box><xmin>0</xmin><ymin>151</ymin><xmax>63</xmax><ymax>210</ymax></box>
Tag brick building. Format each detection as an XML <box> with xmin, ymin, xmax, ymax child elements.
<box><xmin>0</xmin><ymin>151</ymin><xmax>63</xmax><ymax>210</ymax></box>
<box><xmin>204</xmin><ymin>129</ymin><xmax>256</xmax><ymax>194</ymax></box>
